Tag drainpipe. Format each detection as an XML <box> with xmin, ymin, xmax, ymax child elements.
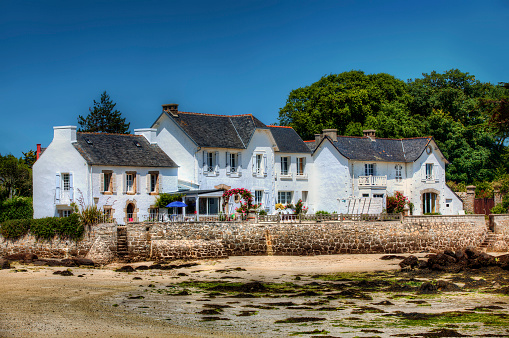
<box><xmin>194</xmin><ymin>146</ymin><xmax>202</xmax><ymax>187</ymax></box>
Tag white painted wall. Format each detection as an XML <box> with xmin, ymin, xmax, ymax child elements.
<box><xmin>91</xmin><ymin>166</ymin><xmax>178</xmax><ymax>224</ymax></box>
<box><xmin>33</xmin><ymin>126</ymin><xmax>90</xmax><ymax>218</ymax></box>
<box><xmin>408</xmin><ymin>141</ymin><xmax>463</xmax><ymax>215</ymax></box>
<box><xmin>196</xmin><ymin>129</ymin><xmax>277</xmax><ymax>212</ymax></box>
<box><xmin>153</xmin><ymin>114</ymin><xmax>199</xmax><ymax>186</ymax></box>
<box><xmin>310</xmin><ymin>140</ymin><xmax>351</xmax><ymax>213</ymax></box>
<box><xmin>274</xmin><ymin>152</ymin><xmax>312</xmax><ymax>208</ymax></box>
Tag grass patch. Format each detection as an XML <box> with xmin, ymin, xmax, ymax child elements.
<box><xmin>289</xmin><ymin>329</ymin><xmax>329</xmax><ymax>335</ymax></box>
<box><xmin>275</xmin><ymin>317</ymin><xmax>325</xmax><ymax>324</ymax></box>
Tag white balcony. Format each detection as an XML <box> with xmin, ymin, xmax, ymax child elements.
<box><xmin>278</xmin><ymin>172</ymin><xmax>293</xmax><ymax>180</ymax></box>
<box><xmin>358</xmin><ymin>175</ymin><xmax>387</xmax><ymax>187</ymax></box>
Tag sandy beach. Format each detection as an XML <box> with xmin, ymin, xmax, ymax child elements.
<box><xmin>1</xmin><ymin>253</ymin><xmax>508</xmax><ymax>337</ymax></box>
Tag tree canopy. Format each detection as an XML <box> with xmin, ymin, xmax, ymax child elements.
<box><xmin>0</xmin><ymin>154</ymin><xmax>32</xmax><ymax>201</ymax></box>
<box><xmin>277</xmin><ymin>69</ymin><xmax>509</xmax><ymax>184</ymax></box>
<box><xmin>78</xmin><ymin>91</ymin><xmax>130</xmax><ymax>134</ymax></box>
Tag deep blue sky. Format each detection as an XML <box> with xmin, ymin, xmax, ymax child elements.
<box><xmin>1</xmin><ymin>0</ymin><xmax>508</xmax><ymax>158</ymax></box>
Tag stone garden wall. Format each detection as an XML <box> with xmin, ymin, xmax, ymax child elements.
<box><xmin>0</xmin><ymin>223</ymin><xmax>117</xmax><ymax>260</ymax></box>
<box><xmin>0</xmin><ymin>215</ymin><xmax>493</xmax><ymax>262</ymax></box>
<box><xmin>491</xmin><ymin>215</ymin><xmax>509</xmax><ymax>239</ymax></box>
<box><xmin>124</xmin><ymin>214</ymin><xmax>488</xmax><ymax>261</ymax></box>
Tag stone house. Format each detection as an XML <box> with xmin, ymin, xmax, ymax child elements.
<box><xmin>33</xmin><ymin>126</ymin><xmax>178</xmax><ymax>224</ymax></box>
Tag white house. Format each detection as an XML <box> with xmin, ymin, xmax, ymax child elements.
<box><xmin>33</xmin><ymin>104</ymin><xmax>463</xmax><ymax>222</ymax></box>
<box><xmin>306</xmin><ymin>129</ymin><xmax>463</xmax><ymax>215</ymax></box>
<box><xmin>33</xmin><ymin>126</ymin><xmax>178</xmax><ymax>224</ymax></box>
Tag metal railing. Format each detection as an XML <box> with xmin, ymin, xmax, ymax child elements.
<box><xmin>257</xmin><ymin>213</ymin><xmax>402</xmax><ymax>223</ymax></box>
<box><xmin>358</xmin><ymin>175</ymin><xmax>387</xmax><ymax>186</ymax></box>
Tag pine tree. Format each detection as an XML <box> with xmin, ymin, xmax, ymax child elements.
<box><xmin>78</xmin><ymin>91</ymin><xmax>130</xmax><ymax>134</ymax></box>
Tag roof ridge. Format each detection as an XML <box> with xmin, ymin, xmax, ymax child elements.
<box><xmin>267</xmin><ymin>125</ymin><xmax>294</xmax><ymax>129</ymax></box>
<box><xmin>78</xmin><ymin>132</ymin><xmax>140</xmax><ymax>137</ymax></box>
<box><xmin>177</xmin><ymin>111</ymin><xmax>254</xmax><ymax>118</ymax></box>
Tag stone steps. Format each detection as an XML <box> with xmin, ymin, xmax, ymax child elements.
<box><xmin>117</xmin><ymin>228</ymin><xmax>128</xmax><ymax>257</ymax></box>
<box><xmin>479</xmin><ymin>229</ymin><xmax>504</xmax><ymax>252</ymax></box>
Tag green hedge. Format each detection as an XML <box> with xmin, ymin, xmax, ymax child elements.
<box><xmin>0</xmin><ymin>213</ymin><xmax>84</xmax><ymax>240</ymax></box>
<box><xmin>0</xmin><ymin>196</ymin><xmax>33</xmax><ymax>222</ymax></box>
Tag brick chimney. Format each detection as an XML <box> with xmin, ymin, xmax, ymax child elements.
<box><xmin>36</xmin><ymin>144</ymin><xmax>41</xmax><ymax>160</ymax></box>
<box><xmin>363</xmin><ymin>129</ymin><xmax>376</xmax><ymax>138</ymax></box>
<box><xmin>162</xmin><ymin>103</ymin><xmax>179</xmax><ymax>117</ymax></box>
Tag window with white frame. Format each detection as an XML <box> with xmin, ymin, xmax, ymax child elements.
<box><xmin>365</xmin><ymin>163</ymin><xmax>375</xmax><ymax>176</ymax></box>
<box><xmin>281</xmin><ymin>157</ymin><xmax>289</xmax><ymax>175</ymax></box>
<box><xmin>207</xmin><ymin>152</ymin><xmax>215</xmax><ymax>172</ymax></box>
<box><xmin>255</xmin><ymin>190</ymin><xmax>263</xmax><ymax>206</ymax></box>
<box><xmin>297</xmin><ymin>157</ymin><xmax>305</xmax><ymax>175</ymax></box>
<box><xmin>278</xmin><ymin>191</ymin><xmax>292</xmax><ymax>204</ymax></box>
<box><xmin>62</xmin><ymin>173</ymin><xmax>70</xmax><ymax>191</ymax></box>
<box><xmin>425</xmin><ymin>163</ymin><xmax>433</xmax><ymax>180</ymax></box>
<box><xmin>59</xmin><ymin>209</ymin><xmax>72</xmax><ymax>217</ymax></box>
<box><xmin>302</xmin><ymin>191</ymin><xmax>308</xmax><ymax>203</ymax></box>
<box><xmin>229</xmin><ymin>153</ymin><xmax>237</xmax><ymax>172</ymax></box>
<box><xmin>148</xmin><ymin>172</ymin><xmax>159</xmax><ymax>194</ymax></box>
<box><xmin>395</xmin><ymin>164</ymin><xmax>402</xmax><ymax>182</ymax></box>
<box><xmin>125</xmin><ymin>172</ymin><xmax>137</xmax><ymax>193</ymax></box>
<box><xmin>256</xmin><ymin>154</ymin><xmax>263</xmax><ymax>175</ymax></box>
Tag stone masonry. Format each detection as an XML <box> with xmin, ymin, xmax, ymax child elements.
<box><xmin>0</xmin><ymin>215</ymin><xmax>495</xmax><ymax>261</ymax></box>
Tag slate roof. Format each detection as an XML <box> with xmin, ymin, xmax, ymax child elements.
<box><xmin>307</xmin><ymin>136</ymin><xmax>433</xmax><ymax>162</ymax></box>
<box><xmin>73</xmin><ymin>133</ymin><xmax>177</xmax><ymax>167</ymax></box>
<box><xmin>268</xmin><ymin>126</ymin><xmax>312</xmax><ymax>153</ymax></box>
<box><xmin>163</xmin><ymin>111</ymin><xmax>268</xmax><ymax>149</ymax></box>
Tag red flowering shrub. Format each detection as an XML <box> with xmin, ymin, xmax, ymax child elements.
<box><xmin>386</xmin><ymin>191</ymin><xmax>409</xmax><ymax>213</ymax></box>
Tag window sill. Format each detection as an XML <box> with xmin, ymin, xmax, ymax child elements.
<box><xmin>149</xmin><ymin>192</ymin><xmax>159</xmax><ymax>195</ymax></box>
<box><xmin>227</xmin><ymin>172</ymin><xmax>242</xmax><ymax>178</ymax></box>
<box><xmin>126</xmin><ymin>192</ymin><xmax>136</xmax><ymax>195</ymax></box>
<box><xmin>296</xmin><ymin>174</ymin><xmax>308</xmax><ymax>180</ymax></box>
<box><xmin>205</xmin><ymin>171</ymin><xmax>219</xmax><ymax>177</ymax></box>
<box><xmin>102</xmin><ymin>191</ymin><xmax>113</xmax><ymax>195</ymax></box>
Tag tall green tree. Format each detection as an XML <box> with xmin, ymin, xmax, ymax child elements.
<box><xmin>78</xmin><ymin>91</ymin><xmax>130</xmax><ymax>133</ymax></box>
<box><xmin>0</xmin><ymin>154</ymin><xmax>32</xmax><ymax>200</ymax></box>
<box><xmin>277</xmin><ymin>69</ymin><xmax>507</xmax><ymax>184</ymax></box>
<box><xmin>407</xmin><ymin>69</ymin><xmax>493</xmax><ymax>126</ymax></box>
<box><xmin>277</xmin><ymin>71</ymin><xmax>414</xmax><ymax>140</ymax></box>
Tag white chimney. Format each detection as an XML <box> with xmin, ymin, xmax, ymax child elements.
<box><xmin>53</xmin><ymin>126</ymin><xmax>77</xmax><ymax>143</ymax></box>
<box><xmin>135</xmin><ymin>128</ymin><xmax>157</xmax><ymax>144</ymax></box>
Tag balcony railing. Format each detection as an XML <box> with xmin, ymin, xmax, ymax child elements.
<box><xmin>358</xmin><ymin>175</ymin><xmax>387</xmax><ymax>186</ymax></box>
<box><xmin>278</xmin><ymin>172</ymin><xmax>293</xmax><ymax>180</ymax></box>
<box><xmin>258</xmin><ymin>213</ymin><xmax>402</xmax><ymax>223</ymax></box>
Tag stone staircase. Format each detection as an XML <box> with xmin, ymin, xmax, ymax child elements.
<box><xmin>479</xmin><ymin>230</ymin><xmax>499</xmax><ymax>252</ymax></box>
<box><xmin>117</xmin><ymin>226</ymin><xmax>129</xmax><ymax>259</ymax></box>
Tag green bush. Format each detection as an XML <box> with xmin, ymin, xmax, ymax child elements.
<box><xmin>258</xmin><ymin>209</ymin><xmax>267</xmax><ymax>215</ymax></box>
<box><xmin>0</xmin><ymin>219</ymin><xmax>30</xmax><ymax>239</ymax></box>
<box><xmin>30</xmin><ymin>217</ymin><xmax>58</xmax><ymax>239</ymax></box>
<box><xmin>0</xmin><ymin>197</ymin><xmax>33</xmax><ymax>222</ymax></box>
<box><xmin>491</xmin><ymin>203</ymin><xmax>508</xmax><ymax>214</ymax></box>
<box><xmin>58</xmin><ymin>213</ymin><xmax>84</xmax><ymax>239</ymax></box>
<box><xmin>316</xmin><ymin>210</ymin><xmax>330</xmax><ymax>215</ymax></box>
<box><xmin>0</xmin><ymin>213</ymin><xmax>84</xmax><ymax>240</ymax></box>
<box><xmin>155</xmin><ymin>193</ymin><xmax>185</xmax><ymax>208</ymax></box>
<box><xmin>503</xmin><ymin>194</ymin><xmax>509</xmax><ymax>210</ymax></box>
<box><xmin>475</xmin><ymin>181</ymin><xmax>494</xmax><ymax>198</ymax></box>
